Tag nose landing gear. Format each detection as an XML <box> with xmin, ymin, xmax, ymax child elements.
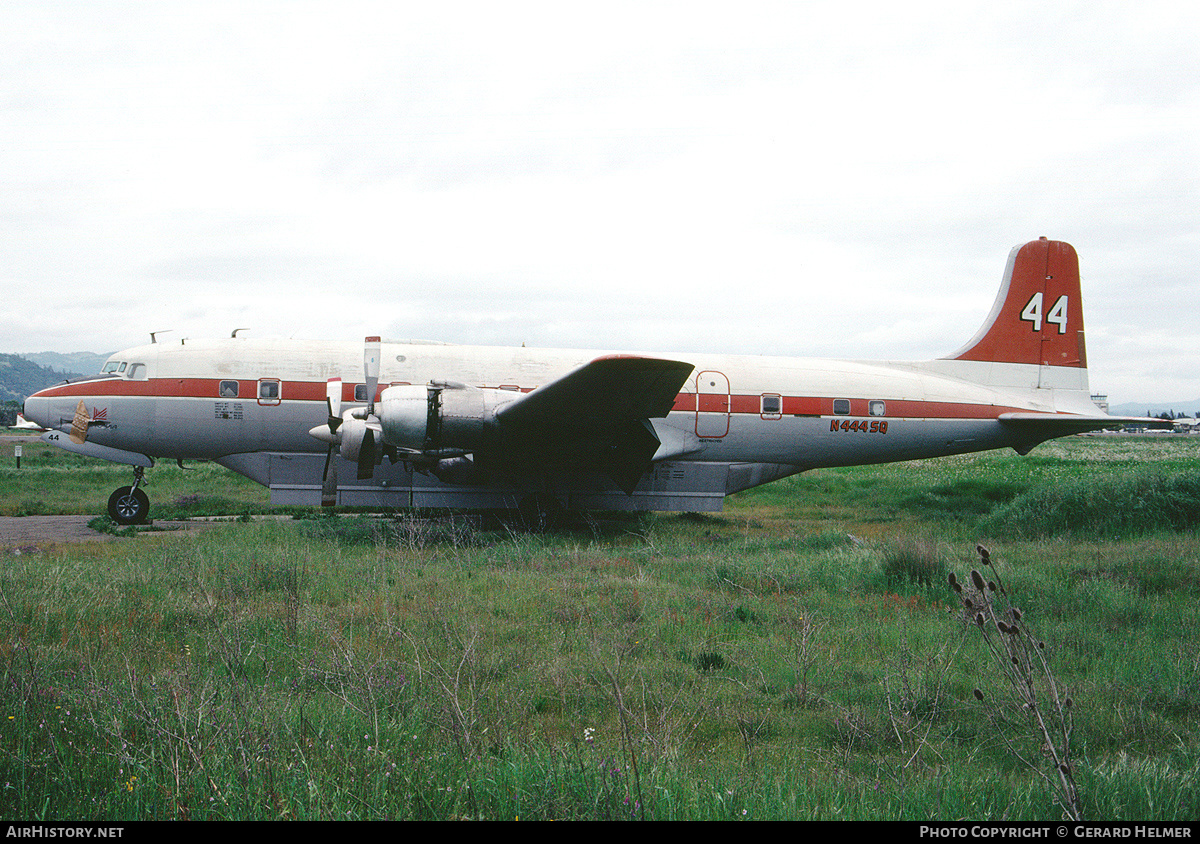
<box><xmin>107</xmin><ymin>466</ymin><xmax>150</xmax><ymax>525</ymax></box>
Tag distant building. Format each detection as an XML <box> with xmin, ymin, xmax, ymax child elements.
<box><xmin>1091</xmin><ymin>393</ymin><xmax>1109</xmax><ymax>414</ymax></box>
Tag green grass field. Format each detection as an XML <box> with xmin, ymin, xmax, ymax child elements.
<box><xmin>0</xmin><ymin>435</ymin><xmax>1197</xmax><ymax>820</ymax></box>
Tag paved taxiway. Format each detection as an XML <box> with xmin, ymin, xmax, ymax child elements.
<box><xmin>0</xmin><ymin>515</ymin><xmax>221</xmax><ymax>550</ymax></box>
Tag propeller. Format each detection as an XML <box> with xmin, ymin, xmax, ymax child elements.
<box><xmin>326</xmin><ymin>377</ymin><xmax>343</xmax><ymax>434</ymax></box>
<box><xmin>320</xmin><ymin>377</ymin><xmax>342</xmax><ymax>507</ymax></box>
<box><xmin>309</xmin><ymin>338</ymin><xmax>386</xmax><ymax>501</ymax></box>
<box><xmin>364</xmin><ymin>336</ymin><xmax>380</xmax><ymax>416</ymax></box>
<box><xmin>356</xmin><ymin>337</ymin><xmax>382</xmax><ymax>480</ymax></box>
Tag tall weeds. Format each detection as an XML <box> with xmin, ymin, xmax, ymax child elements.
<box><xmin>2</xmin><ymin>436</ymin><xmax>1199</xmax><ymax>819</ymax></box>
<box><xmin>980</xmin><ymin>469</ymin><xmax>1200</xmax><ymax>539</ymax></box>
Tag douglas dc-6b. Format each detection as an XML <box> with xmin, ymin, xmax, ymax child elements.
<box><xmin>23</xmin><ymin>238</ymin><xmax>1154</xmax><ymax>525</ymax></box>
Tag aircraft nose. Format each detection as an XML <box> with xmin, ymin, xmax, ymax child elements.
<box><xmin>22</xmin><ymin>394</ymin><xmax>49</xmax><ymax>429</ymax></box>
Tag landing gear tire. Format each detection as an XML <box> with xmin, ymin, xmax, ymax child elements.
<box><xmin>108</xmin><ymin>486</ymin><xmax>150</xmax><ymax>526</ymax></box>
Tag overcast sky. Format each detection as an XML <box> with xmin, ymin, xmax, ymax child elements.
<box><xmin>2</xmin><ymin>1</ymin><xmax>1197</xmax><ymax>403</ymax></box>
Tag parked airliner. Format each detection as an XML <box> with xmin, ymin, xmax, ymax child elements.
<box><xmin>23</xmin><ymin>238</ymin><xmax>1151</xmax><ymax>524</ymax></box>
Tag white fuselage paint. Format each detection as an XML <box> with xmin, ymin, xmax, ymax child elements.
<box><xmin>23</xmin><ymin>336</ymin><xmax>1097</xmax><ymax>512</ymax></box>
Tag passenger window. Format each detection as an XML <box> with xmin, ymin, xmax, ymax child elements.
<box><xmin>833</xmin><ymin>399</ymin><xmax>851</xmax><ymax>415</ymax></box>
<box><xmin>354</xmin><ymin>384</ymin><xmax>368</xmax><ymax>402</ymax></box>
<box><xmin>219</xmin><ymin>380</ymin><xmax>239</xmax><ymax>398</ymax></box>
<box><xmin>869</xmin><ymin>400</ymin><xmax>886</xmax><ymax>417</ymax></box>
<box><xmin>254</xmin><ymin>379</ymin><xmax>279</xmax><ymax>405</ymax></box>
<box><xmin>761</xmin><ymin>394</ymin><xmax>782</xmax><ymax>417</ymax></box>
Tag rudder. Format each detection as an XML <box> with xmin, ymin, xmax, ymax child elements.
<box><xmin>946</xmin><ymin>238</ymin><xmax>1087</xmax><ymax>369</ymax></box>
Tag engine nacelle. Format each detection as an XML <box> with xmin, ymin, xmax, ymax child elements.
<box><xmin>378</xmin><ymin>382</ymin><xmax>512</xmax><ymax>453</ymax></box>
<box><xmin>377</xmin><ymin>385</ymin><xmax>435</xmax><ymax>451</ymax></box>
<box><xmin>336</xmin><ymin>415</ymin><xmax>376</xmax><ymax>464</ymax></box>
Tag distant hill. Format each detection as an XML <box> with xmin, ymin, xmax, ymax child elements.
<box><xmin>0</xmin><ymin>353</ymin><xmax>102</xmax><ymax>405</ymax></box>
<box><xmin>1110</xmin><ymin>400</ymin><xmax>1200</xmax><ymax>419</ymax></box>
<box><xmin>21</xmin><ymin>351</ymin><xmax>110</xmax><ymax>378</ymax></box>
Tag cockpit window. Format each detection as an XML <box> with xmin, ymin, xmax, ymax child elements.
<box><xmin>102</xmin><ymin>361</ymin><xmax>123</xmax><ymax>374</ymax></box>
<box><xmin>127</xmin><ymin>363</ymin><xmax>147</xmax><ymax>380</ymax></box>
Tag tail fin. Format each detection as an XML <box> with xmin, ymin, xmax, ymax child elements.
<box><xmin>937</xmin><ymin>238</ymin><xmax>1163</xmax><ymax>437</ymax></box>
<box><xmin>946</xmin><ymin>238</ymin><xmax>1087</xmax><ymax>369</ymax></box>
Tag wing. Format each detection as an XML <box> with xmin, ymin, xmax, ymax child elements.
<box><xmin>494</xmin><ymin>355</ymin><xmax>695</xmax><ymax>492</ymax></box>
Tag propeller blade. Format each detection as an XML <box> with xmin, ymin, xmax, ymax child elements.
<box><xmin>357</xmin><ymin>426</ymin><xmax>377</xmax><ymax>480</ymax></box>
<box><xmin>326</xmin><ymin>377</ymin><xmax>342</xmax><ymax>432</ymax></box>
<box><xmin>321</xmin><ymin>445</ymin><xmax>338</xmax><ymax>507</ymax></box>
<box><xmin>364</xmin><ymin>336</ymin><xmax>381</xmax><ymax>414</ymax></box>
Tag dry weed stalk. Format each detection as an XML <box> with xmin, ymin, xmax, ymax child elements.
<box><xmin>883</xmin><ymin>639</ymin><xmax>960</xmax><ymax>774</ymax></box>
<box><xmin>950</xmin><ymin>544</ymin><xmax>1082</xmax><ymax>820</ymax></box>
<box><xmin>598</xmin><ymin>656</ymin><xmax>648</xmax><ymax>821</ymax></box>
<box><xmin>782</xmin><ymin>607</ymin><xmax>824</xmax><ymax>707</ymax></box>
<box><xmin>399</xmin><ymin>622</ymin><xmax>487</xmax><ymax>762</ymax></box>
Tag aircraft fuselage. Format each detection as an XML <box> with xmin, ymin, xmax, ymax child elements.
<box><xmin>22</xmin><ymin>239</ymin><xmax>1139</xmax><ymax>517</ymax></box>
<box><xmin>24</xmin><ymin>336</ymin><xmax>1092</xmax><ymax>511</ymax></box>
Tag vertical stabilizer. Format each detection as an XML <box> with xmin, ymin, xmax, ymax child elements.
<box><xmin>946</xmin><ymin>238</ymin><xmax>1087</xmax><ymax>369</ymax></box>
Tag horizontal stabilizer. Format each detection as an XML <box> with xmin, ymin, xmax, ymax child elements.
<box><xmin>1000</xmin><ymin>412</ymin><xmax>1172</xmax><ymax>432</ymax></box>
<box><xmin>999</xmin><ymin>412</ymin><xmax>1172</xmax><ymax>453</ymax></box>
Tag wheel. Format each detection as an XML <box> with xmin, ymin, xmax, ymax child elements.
<box><xmin>108</xmin><ymin>486</ymin><xmax>150</xmax><ymax>525</ymax></box>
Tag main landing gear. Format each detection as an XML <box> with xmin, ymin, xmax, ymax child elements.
<box><xmin>108</xmin><ymin>466</ymin><xmax>150</xmax><ymax>526</ymax></box>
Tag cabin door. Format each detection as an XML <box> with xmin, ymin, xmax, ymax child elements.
<box><xmin>695</xmin><ymin>371</ymin><xmax>730</xmax><ymax>438</ymax></box>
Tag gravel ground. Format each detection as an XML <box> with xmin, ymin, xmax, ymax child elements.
<box><xmin>0</xmin><ymin>515</ymin><xmax>221</xmax><ymax>552</ymax></box>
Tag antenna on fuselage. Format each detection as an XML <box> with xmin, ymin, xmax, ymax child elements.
<box><xmin>149</xmin><ymin>330</ymin><xmax>173</xmax><ymax>344</ymax></box>
<box><xmin>231</xmin><ymin>328</ymin><xmax>250</xmax><ymax>338</ymax></box>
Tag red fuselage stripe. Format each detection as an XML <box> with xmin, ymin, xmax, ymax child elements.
<box><xmin>33</xmin><ymin>378</ymin><xmax>1033</xmax><ymax>421</ymax></box>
